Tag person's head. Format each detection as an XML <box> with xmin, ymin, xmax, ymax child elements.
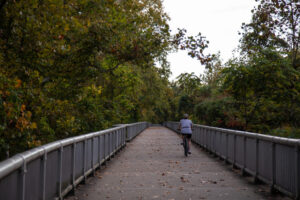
<box><xmin>183</xmin><ymin>113</ymin><xmax>188</xmax><ymax>119</ymax></box>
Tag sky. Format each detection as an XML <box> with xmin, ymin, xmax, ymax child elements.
<box><xmin>162</xmin><ymin>0</ymin><xmax>258</xmax><ymax>80</ymax></box>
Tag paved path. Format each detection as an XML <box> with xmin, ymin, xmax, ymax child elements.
<box><xmin>66</xmin><ymin>127</ymin><xmax>289</xmax><ymax>200</ymax></box>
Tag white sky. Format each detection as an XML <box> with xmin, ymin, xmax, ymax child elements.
<box><xmin>162</xmin><ymin>0</ymin><xmax>258</xmax><ymax>80</ymax></box>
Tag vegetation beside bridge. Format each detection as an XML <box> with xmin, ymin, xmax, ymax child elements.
<box><xmin>0</xmin><ymin>0</ymin><xmax>299</xmax><ymax>160</ymax></box>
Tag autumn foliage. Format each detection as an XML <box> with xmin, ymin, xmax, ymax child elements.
<box><xmin>0</xmin><ymin>0</ymin><xmax>299</xmax><ymax>161</ymax></box>
<box><xmin>0</xmin><ymin>0</ymin><xmax>176</xmax><ymax>160</ymax></box>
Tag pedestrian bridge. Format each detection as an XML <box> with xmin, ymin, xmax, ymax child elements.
<box><xmin>0</xmin><ymin>122</ymin><xmax>299</xmax><ymax>200</ymax></box>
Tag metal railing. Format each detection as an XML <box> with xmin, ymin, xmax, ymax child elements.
<box><xmin>164</xmin><ymin>122</ymin><xmax>300</xmax><ymax>199</ymax></box>
<box><xmin>0</xmin><ymin>122</ymin><xmax>149</xmax><ymax>200</ymax></box>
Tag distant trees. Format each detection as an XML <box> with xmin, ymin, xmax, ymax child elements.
<box><xmin>171</xmin><ymin>0</ymin><xmax>300</xmax><ymax>137</ymax></box>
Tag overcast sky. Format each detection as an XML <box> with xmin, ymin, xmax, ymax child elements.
<box><xmin>162</xmin><ymin>0</ymin><xmax>258</xmax><ymax>80</ymax></box>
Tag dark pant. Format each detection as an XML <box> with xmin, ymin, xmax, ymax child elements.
<box><xmin>182</xmin><ymin>134</ymin><xmax>192</xmax><ymax>139</ymax></box>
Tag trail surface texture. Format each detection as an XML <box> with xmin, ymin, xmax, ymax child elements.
<box><xmin>66</xmin><ymin>127</ymin><xmax>289</xmax><ymax>200</ymax></box>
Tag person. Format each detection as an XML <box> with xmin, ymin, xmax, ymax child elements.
<box><xmin>178</xmin><ymin>113</ymin><xmax>193</xmax><ymax>154</ymax></box>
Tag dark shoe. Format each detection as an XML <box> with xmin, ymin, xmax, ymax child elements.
<box><xmin>180</xmin><ymin>143</ymin><xmax>183</xmax><ymax>145</ymax></box>
<box><xmin>188</xmin><ymin>151</ymin><xmax>191</xmax><ymax>154</ymax></box>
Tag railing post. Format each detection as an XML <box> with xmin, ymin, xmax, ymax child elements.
<box><xmin>108</xmin><ymin>132</ymin><xmax>111</xmax><ymax>160</ymax></box>
<box><xmin>207</xmin><ymin>129</ymin><xmax>210</xmax><ymax>150</ymax></box>
<box><xmin>198</xmin><ymin>127</ymin><xmax>200</xmax><ymax>145</ymax></box>
<box><xmin>295</xmin><ymin>144</ymin><xmax>299</xmax><ymax>199</ymax></box>
<box><xmin>103</xmin><ymin>134</ymin><xmax>106</xmax><ymax>164</ymax></box>
<box><xmin>91</xmin><ymin>137</ymin><xmax>95</xmax><ymax>175</ymax></box>
<box><xmin>121</xmin><ymin>128</ymin><xmax>125</xmax><ymax>149</ymax></box>
<box><xmin>72</xmin><ymin>143</ymin><xmax>76</xmax><ymax>193</ymax></box>
<box><xmin>208</xmin><ymin>129</ymin><xmax>211</xmax><ymax>150</ymax></box>
<box><xmin>124</xmin><ymin>127</ymin><xmax>126</xmax><ymax>146</ymax></box>
<box><xmin>201</xmin><ymin>127</ymin><xmax>202</xmax><ymax>145</ymax></box>
<box><xmin>116</xmin><ymin>130</ymin><xmax>119</xmax><ymax>150</ymax></box>
<box><xmin>121</xmin><ymin>129</ymin><xmax>123</xmax><ymax>147</ymax></box>
<box><xmin>112</xmin><ymin>131</ymin><xmax>115</xmax><ymax>157</ymax></box>
<box><xmin>213</xmin><ymin>130</ymin><xmax>216</xmax><ymax>155</ymax></box>
<box><xmin>123</xmin><ymin>128</ymin><xmax>125</xmax><ymax>146</ymax></box>
<box><xmin>107</xmin><ymin>133</ymin><xmax>110</xmax><ymax>160</ymax></box>
<box><xmin>206</xmin><ymin>129</ymin><xmax>209</xmax><ymax>150</ymax></box>
<box><xmin>114</xmin><ymin>131</ymin><xmax>117</xmax><ymax>152</ymax></box>
<box><xmin>204</xmin><ymin>129</ymin><xmax>207</xmax><ymax>149</ymax></box>
<box><xmin>112</xmin><ymin>131</ymin><xmax>115</xmax><ymax>153</ymax></box>
<box><xmin>20</xmin><ymin>156</ymin><xmax>27</xmax><ymax>200</ymax></box>
<box><xmin>41</xmin><ymin>149</ymin><xmax>47</xmax><ymax>200</ymax></box>
<box><xmin>83</xmin><ymin>139</ymin><xmax>87</xmax><ymax>182</ymax></box>
<box><xmin>199</xmin><ymin>127</ymin><xmax>201</xmax><ymax>145</ymax></box>
<box><xmin>212</xmin><ymin>129</ymin><xmax>214</xmax><ymax>153</ymax></box>
<box><xmin>112</xmin><ymin>131</ymin><xmax>114</xmax><ymax>153</ymax></box>
<box><xmin>58</xmin><ymin>145</ymin><xmax>63</xmax><ymax>200</ymax></box>
<box><xmin>98</xmin><ymin>136</ymin><xmax>101</xmax><ymax>166</ymax></box>
<box><xmin>233</xmin><ymin>134</ymin><xmax>237</xmax><ymax>169</ymax></box>
<box><xmin>225</xmin><ymin>133</ymin><xmax>228</xmax><ymax>164</ymax></box>
<box><xmin>254</xmin><ymin>138</ymin><xmax>259</xmax><ymax>183</ymax></box>
<box><xmin>271</xmin><ymin>142</ymin><xmax>276</xmax><ymax>193</ymax></box>
<box><xmin>242</xmin><ymin>136</ymin><xmax>247</xmax><ymax>176</ymax></box>
<box><xmin>118</xmin><ymin>130</ymin><xmax>120</xmax><ymax>149</ymax></box>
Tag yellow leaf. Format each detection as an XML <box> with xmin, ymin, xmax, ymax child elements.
<box><xmin>26</xmin><ymin>111</ymin><xmax>32</xmax><ymax>118</ymax></box>
<box><xmin>64</xmin><ymin>24</ymin><xmax>70</xmax><ymax>32</ymax></box>
<box><xmin>30</xmin><ymin>122</ymin><xmax>37</xmax><ymax>129</ymax></box>
<box><xmin>21</xmin><ymin>104</ymin><xmax>26</xmax><ymax>112</ymax></box>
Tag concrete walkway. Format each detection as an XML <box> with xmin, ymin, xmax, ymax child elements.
<box><xmin>66</xmin><ymin>127</ymin><xmax>289</xmax><ymax>200</ymax></box>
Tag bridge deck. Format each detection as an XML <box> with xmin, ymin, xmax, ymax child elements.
<box><xmin>66</xmin><ymin>127</ymin><xmax>288</xmax><ymax>200</ymax></box>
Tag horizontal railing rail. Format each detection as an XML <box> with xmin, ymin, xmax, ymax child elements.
<box><xmin>164</xmin><ymin>122</ymin><xmax>300</xmax><ymax>199</ymax></box>
<box><xmin>0</xmin><ymin>122</ymin><xmax>149</xmax><ymax>200</ymax></box>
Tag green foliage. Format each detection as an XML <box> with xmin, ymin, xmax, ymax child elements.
<box><xmin>1</xmin><ymin>0</ymin><xmax>299</xmax><ymax>161</ymax></box>
<box><xmin>195</xmin><ymin>98</ymin><xmax>229</xmax><ymax>127</ymax></box>
<box><xmin>240</xmin><ymin>0</ymin><xmax>299</xmax><ymax>68</ymax></box>
<box><xmin>222</xmin><ymin>48</ymin><xmax>300</xmax><ymax>132</ymax></box>
<box><xmin>171</xmin><ymin>46</ymin><xmax>300</xmax><ymax>137</ymax></box>
<box><xmin>0</xmin><ymin>0</ymin><xmax>175</xmax><ymax>160</ymax></box>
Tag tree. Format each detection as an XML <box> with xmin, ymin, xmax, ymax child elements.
<box><xmin>0</xmin><ymin>0</ymin><xmax>176</xmax><ymax>160</ymax></box>
<box><xmin>172</xmin><ymin>28</ymin><xmax>214</xmax><ymax>65</ymax></box>
<box><xmin>222</xmin><ymin>48</ymin><xmax>300</xmax><ymax>132</ymax></box>
<box><xmin>240</xmin><ymin>0</ymin><xmax>300</xmax><ymax>68</ymax></box>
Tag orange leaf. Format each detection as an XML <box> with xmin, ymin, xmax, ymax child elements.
<box><xmin>15</xmin><ymin>79</ymin><xmax>22</xmax><ymax>88</ymax></box>
<box><xmin>21</xmin><ymin>104</ymin><xmax>26</xmax><ymax>112</ymax></box>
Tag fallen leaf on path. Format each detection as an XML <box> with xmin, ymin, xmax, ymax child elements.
<box><xmin>180</xmin><ymin>176</ymin><xmax>189</xmax><ymax>183</ymax></box>
<box><xmin>209</xmin><ymin>180</ymin><xmax>217</xmax><ymax>184</ymax></box>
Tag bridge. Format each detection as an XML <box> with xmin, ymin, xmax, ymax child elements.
<box><xmin>0</xmin><ymin>122</ymin><xmax>299</xmax><ymax>200</ymax></box>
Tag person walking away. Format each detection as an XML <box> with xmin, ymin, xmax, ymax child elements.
<box><xmin>178</xmin><ymin>114</ymin><xmax>193</xmax><ymax>154</ymax></box>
